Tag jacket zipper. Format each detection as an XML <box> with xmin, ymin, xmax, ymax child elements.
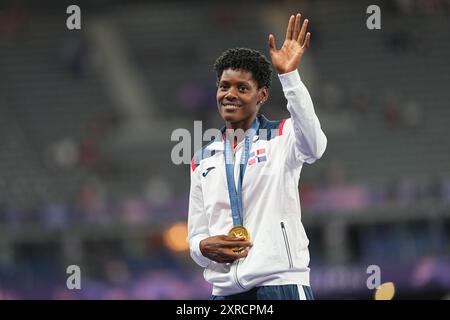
<box><xmin>281</xmin><ymin>222</ymin><xmax>294</xmax><ymax>269</ymax></box>
<box><xmin>233</xmin><ymin>259</ymin><xmax>246</xmax><ymax>290</ymax></box>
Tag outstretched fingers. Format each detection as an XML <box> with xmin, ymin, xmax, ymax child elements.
<box><xmin>293</xmin><ymin>13</ymin><xmax>301</xmax><ymax>40</ymax></box>
<box><xmin>285</xmin><ymin>15</ymin><xmax>295</xmax><ymax>41</ymax></box>
<box><xmin>303</xmin><ymin>32</ymin><xmax>311</xmax><ymax>49</ymax></box>
<box><xmin>298</xmin><ymin>18</ymin><xmax>309</xmax><ymax>45</ymax></box>
<box><xmin>268</xmin><ymin>33</ymin><xmax>277</xmax><ymax>51</ymax></box>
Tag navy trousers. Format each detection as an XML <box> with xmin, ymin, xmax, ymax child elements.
<box><xmin>211</xmin><ymin>284</ymin><xmax>314</xmax><ymax>300</ymax></box>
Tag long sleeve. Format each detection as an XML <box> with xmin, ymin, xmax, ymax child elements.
<box><xmin>278</xmin><ymin>70</ymin><xmax>327</xmax><ymax>165</ymax></box>
<box><xmin>187</xmin><ymin>161</ymin><xmax>211</xmax><ymax>268</ymax></box>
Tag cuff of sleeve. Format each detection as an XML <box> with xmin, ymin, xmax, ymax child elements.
<box><xmin>190</xmin><ymin>235</ymin><xmax>211</xmax><ymax>268</ymax></box>
<box><xmin>278</xmin><ymin>70</ymin><xmax>302</xmax><ymax>90</ymax></box>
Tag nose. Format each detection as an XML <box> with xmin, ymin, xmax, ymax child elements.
<box><xmin>224</xmin><ymin>88</ymin><xmax>238</xmax><ymax>100</ymax></box>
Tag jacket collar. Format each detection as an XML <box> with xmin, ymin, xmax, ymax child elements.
<box><xmin>205</xmin><ymin>115</ymin><xmax>269</xmax><ymax>152</ymax></box>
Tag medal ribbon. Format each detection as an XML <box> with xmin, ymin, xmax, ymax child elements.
<box><xmin>224</xmin><ymin>118</ymin><xmax>259</xmax><ymax>226</ymax></box>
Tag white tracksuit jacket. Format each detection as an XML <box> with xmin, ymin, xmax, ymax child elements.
<box><xmin>187</xmin><ymin>70</ymin><xmax>327</xmax><ymax>296</ymax></box>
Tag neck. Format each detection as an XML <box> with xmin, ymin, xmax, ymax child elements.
<box><xmin>225</xmin><ymin>116</ymin><xmax>256</xmax><ymax>144</ymax></box>
<box><xmin>226</xmin><ymin>115</ymin><xmax>257</xmax><ymax>133</ymax></box>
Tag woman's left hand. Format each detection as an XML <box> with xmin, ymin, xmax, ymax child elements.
<box><xmin>268</xmin><ymin>13</ymin><xmax>311</xmax><ymax>74</ymax></box>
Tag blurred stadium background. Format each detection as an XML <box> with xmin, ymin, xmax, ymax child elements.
<box><xmin>0</xmin><ymin>0</ymin><xmax>449</xmax><ymax>299</ymax></box>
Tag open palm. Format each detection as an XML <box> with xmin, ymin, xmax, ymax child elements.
<box><xmin>269</xmin><ymin>14</ymin><xmax>311</xmax><ymax>74</ymax></box>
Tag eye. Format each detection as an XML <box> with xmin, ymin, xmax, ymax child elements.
<box><xmin>238</xmin><ymin>85</ymin><xmax>248</xmax><ymax>92</ymax></box>
<box><xmin>219</xmin><ymin>84</ymin><xmax>229</xmax><ymax>91</ymax></box>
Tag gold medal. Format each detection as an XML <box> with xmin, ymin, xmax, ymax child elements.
<box><xmin>228</xmin><ymin>226</ymin><xmax>250</xmax><ymax>253</ymax></box>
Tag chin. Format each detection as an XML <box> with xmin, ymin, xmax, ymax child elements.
<box><xmin>220</xmin><ymin>110</ymin><xmax>240</xmax><ymax>123</ymax></box>
<box><xmin>222</xmin><ymin>114</ymin><xmax>239</xmax><ymax>122</ymax></box>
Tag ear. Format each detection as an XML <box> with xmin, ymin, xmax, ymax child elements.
<box><xmin>258</xmin><ymin>87</ymin><xmax>269</xmax><ymax>105</ymax></box>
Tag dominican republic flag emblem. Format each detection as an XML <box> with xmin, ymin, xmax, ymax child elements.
<box><xmin>248</xmin><ymin>148</ymin><xmax>267</xmax><ymax>166</ymax></box>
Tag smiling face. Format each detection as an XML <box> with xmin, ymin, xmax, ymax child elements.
<box><xmin>217</xmin><ymin>68</ymin><xmax>268</xmax><ymax>131</ymax></box>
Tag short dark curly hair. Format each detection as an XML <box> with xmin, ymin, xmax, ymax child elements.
<box><xmin>213</xmin><ymin>48</ymin><xmax>272</xmax><ymax>89</ymax></box>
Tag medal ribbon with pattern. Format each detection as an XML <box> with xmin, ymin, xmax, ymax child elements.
<box><xmin>224</xmin><ymin>118</ymin><xmax>259</xmax><ymax>251</ymax></box>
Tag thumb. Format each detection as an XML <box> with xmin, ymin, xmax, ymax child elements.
<box><xmin>268</xmin><ymin>34</ymin><xmax>276</xmax><ymax>51</ymax></box>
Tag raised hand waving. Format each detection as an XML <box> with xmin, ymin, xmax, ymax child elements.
<box><xmin>268</xmin><ymin>13</ymin><xmax>311</xmax><ymax>74</ymax></box>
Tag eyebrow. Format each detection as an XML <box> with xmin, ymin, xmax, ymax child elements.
<box><xmin>218</xmin><ymin>80</ymin><xmax>252</xmax><ymax>86</ymax></box>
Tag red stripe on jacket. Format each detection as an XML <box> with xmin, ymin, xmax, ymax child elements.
<box><xmin>278</xmin><ymin>119</ymin><xmax>287</xmax><ymax>136</ymax></box>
